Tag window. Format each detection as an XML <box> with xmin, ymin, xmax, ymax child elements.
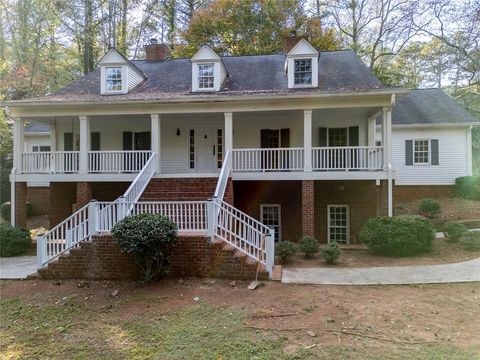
<box><xmin>261</xmin><ymin>205</ymin><xmax>281</xmax><ymax>242</ymax></box>
<box><xmin>328</xmin><ymin>128</ymin><xmax>348</xmax><ymax>147</ymax></box>
<box><xmin>32</xmin><ymin>146</ymin><xmax>51</xmax><ymax>152</ymax></box>
<box><xmin>328</xmin><ymin>205</ymin><xmax>349</xmax><ymax>244</ymax></box>
<box><xmin>189</xmin><ymin>129</ymin><xmax>195</xmax><ymax>169</ymax></box>
<box><xmin>198</xmin><ymin>63</ymin><xmax>214</xmax><ymax>89</ymax></box>
<box><xmin>106</xmin><ymin>67</ymin><xmax>122</xmax><ymax>91</ymax></box>
<box><xmin>294</xmin><ymin>59</ymin><xmax>312</xmax><ymax>85</ymax></box>
<box><xmin>217</xmin><ymin>128</ymin><xmax>223</xmax><ymax>169</ymax></box>
<box><xmin>414</xmin><ymin>139</ymin><xmax>429</xmax><ymax>164</ymax></box>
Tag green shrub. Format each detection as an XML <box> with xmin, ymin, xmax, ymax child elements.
<box><xmin>1</xmin><ymin>202</ymin><xmax>33</xmax><ymax>221</ymax></box>
<box><xmin>418</xmin><ymin>198</ymin><xmax>441</xmax><ymax>219</ymax></box>
<box><xmin>358</xmin><ymin>215</ymin><xmax>434</xmax><ymax>257</ymax></box>
<box><xmin>298</xmin><ymin>236</ymin><xmax>319</xmax><ymax>259</ymax></box>
<box><xmin>0</xmin><ymin>224</ymin><xmax>31</xmax><ymax>256</ymax></box>
<box><xmin>112</xmin><ymin>213</ymin><xmax>177</xmax><ymax>282</ymax></box>
<box><xmin>320</xmin><ymin>242</ymin><xmax>341</xmax><ymax>265</ymax></box>
<box><xmin>275</xmin><ymin>241</ymin><xmax>297</xmax><ymax>263</ymax></box>
<box><xmin>455</xmin><ymin>176</ymin><xmax>480</xmax><ymax>200</ymax></box>
<box><xmin>459</xmin><ymin>232</ymin><xmax>480</xmax><ymax>251</ymax></box>
<box><xmin>443</xmin><ymin>222</ymin><xmax>468</xmax><ymax>243</ymax></box>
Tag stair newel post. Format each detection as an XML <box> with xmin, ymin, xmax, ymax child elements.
<box><xmin>88</xmin><ymin>200</ymin><xmax>98</xmax><ymax>237</ymax></box>
<box><xmin>265</xmin><ymin>227</ymin><xmax>275</xmax><ymax>278</ymax></box>
<box><xmin>117</xmin><ymin>196</ymin><xmax>127</xmax><ymax>222</ymax></box>
<box><xmin>36</xmin><ymin>234</ymin><xmax>46</xmax><ymax>269</ymax></box>
<box><xmin>207</xmin><ymin>198</ymin><xmax>216</xmax><ymax>241</ymax></box>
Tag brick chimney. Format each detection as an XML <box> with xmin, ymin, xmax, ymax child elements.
<box><xmin>283</xmin><ymin>32</ymin><xmax>307</xmax><ymax>53</ymax></box>
<box><xmin>144</xmin><ymin>38</ymin><xmax>171</xmax><ymax>61</ymax></box>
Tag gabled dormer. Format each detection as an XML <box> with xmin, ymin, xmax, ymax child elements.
<box><xmin>99</xmin><ymin>48</ymin><xmax>146</xmax><ymax>95</ymax></box>
<box><xmin>286</xmin><ymin>39</ymin><xmax>319</xmax><ymax>89</ymax></box>
<box><xmin>191</xmin><ymin>45</ymin><xmax>228</xmax><ymax>92</ymax></box>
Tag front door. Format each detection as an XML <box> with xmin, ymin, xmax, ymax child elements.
<box><xmin>196</xmin><ymin>127</ymin><xmax>216</xmax><ymax>173</ymax></box>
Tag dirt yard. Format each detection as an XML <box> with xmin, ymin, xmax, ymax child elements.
<box><xmin>396</xmin><ymin>198</ymin><xmax>480</xmax><ymax>221</ymax></box>
<box><xmin>289</xmin><ymin>237</ymin><xmax>480</xmax><ymax>268</ymax></box>
<box><xmin>1</xmin><ymin>278</ymin><xmax>479</xmax><ymax>359</ymax></box>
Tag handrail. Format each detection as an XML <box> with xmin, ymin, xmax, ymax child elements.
<box><xmin>213</xmin><ymin>150</ymin><xmax>231</xmax><ymax>200</ymax></box>
<box><xmin>123</xmin><ymin>152</ymin><xmax>157</xmax><ymax>203</ymax></box>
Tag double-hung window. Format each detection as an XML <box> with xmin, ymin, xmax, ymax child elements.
<box><xmin>106</xmin><ymin>67</ymin><xmax>122</xmax><ymax>91</ymax></box>
<box><xmin>198</xmin><ymin>63</ymin><xmax>214</xmax><ymax>89</ymax></box>
<box><xmin>328</xmin><ymin>205</ymin><xmax>349</xmax><ymax>244</ymax></box>
<box><xmin>294</xmin><ymin>59</ymin><xmax>312</xmax><ymax>85</ymax></box>
<box><xmin>414</xmin><ymin>139</ymin><xmax>429</xmax><ymax>164</ymax></box>
<box><xmin>261</xmin><ymin>204</ymin><xmax>281</xmax><ymax>242</ymax></box>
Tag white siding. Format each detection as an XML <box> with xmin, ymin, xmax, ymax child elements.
<box><xmin>24</xmin><ymin>135</ymin><xmax>51</xmax><ymax>152</ymax></box>
<box><xmin>391</xmin><ymin>127</ymin><xmax>469</xmax><ymax>185</ymax></box>
<box><xmin>312</xmin><ymin>115</ymin><xmax>368</xmax><ymax>146</ymax></box>
<box><xmin>127</xmin><ymin>67</ymin><xmax>144</xmax><ymax>91</ymax></box>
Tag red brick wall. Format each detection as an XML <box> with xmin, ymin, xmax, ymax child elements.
<box><xmin>233</xmin><ymin>181</ymin><xmax>302</xmax><ymax>242</ymax></box>
<box><xmin>50</xmin><ymin>182</ymin><xmax>76</xmax><ymax>227</ymax></box>
<box><xmin>302</xmin><ymin>180</ymin><xmax>315</xmax><ymax>237</ymax></box>
<box><xmin>14</xmin><ymin>182</ymin><xmax>27</xmax><ymax>228</ymax></box>
<box><xmin>394</xmin><ymin>185</ymin><xmax>455</xmax><ymax>203</ymax></box>
<box><xmin>76</xmin><ymin>182</ymin><xmax>92</xmax><ymax>208</ymax></box>
<box><xmin>38</xmin><ymin>235</ymin><xmax>265</xmax><ymax>280</ymax></box>
<box><xmin>91</xmin><ymin>182</ymin><xmax>130</xmax><ymax>201</ymax></box>
<box><xmin>27</xmin><ymin>186</ymin><xmax>50</xmax><ymax>215</ymax></box>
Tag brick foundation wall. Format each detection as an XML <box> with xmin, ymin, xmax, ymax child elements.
<box><xmin>91</xmin><ymin>182</ymin><xmax>130</xmax><ymax>201</ymax></box>
<box><xmin>27</xmin><ymin>186</ymin><xmax>50</xmax><ymax>215</ymax></box>
<box><xmin>233</xmin><ymin>181</ymin><xmax>303</xmax><ymax>242</ymax></box>
<box><xmin>38</xmin><ymin>235</ymin><xmax>266</xmax><ymax>281</ymax></box>
<box><xmin>394</xmin><ymin>185</ymin><xmax>455</xmax><ymax>203</ymax></box>
<box><xmin>50</xmin><ymin>182</ymin><xmax>76</xmax><ymax>227</ymax></box>
<box><xmin>76</xmin><ymin>182</ymin><xmax>92</xmax><ymax>208</ymax></box>
<box><xmin>302</xmin><ymin>180</ymin><xmax>315</xmax><ymax>237</ymax></box>
<box><xmin>15</xmin><ymin>182</ymin><xmax>27</xmax><ymax>228</ymax></box>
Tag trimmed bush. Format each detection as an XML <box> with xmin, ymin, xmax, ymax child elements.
<box><xmin>112</xmin><ymin>213</ymin><xmax>177</xmax><ymax>282</ymax></box>
<box><xmin>443</xmin><ymin>222</ymin><xmax>468</xmax><ymax>243</ymax></box>
<box><xmin>320</xmin><ymin>242</ymin><xmax>341</xmax><ymax>265</ymax></box>
<box><xmin>0</xmin><ymin>202</ymin><xmax>33</xmax><ymax>221</ymax></box>
<box><xmin>298</xmin><ymin>236</ymin><xmax>319</xmax><ymax>259</ymax></box>
<box><xmin>275</xmin><ymin>240</ymin><xmax>297</xmax><ymax>263</ymax></box>
<box><xmin>459</xmin><ymin>232</ymin><xmax>480</xmax><ymax>251</ymax></box>
<box><xmin>358</xmin><ymin>215</ymin><xmax>434</xmax><ymax>257</ymax></box>
<box><xmin>455</xmin><ymin>176</ymin><xmax>480</xmax><ymax>200</ymax></box>
<box><xmin>0</xmin><ymin>224</ymin><xmax>32</xmax><ymax>256</ymax></box>
<box><xmin>418</xmin><ymin>198</ymin><xmax>441</xmax><ymax>219</ymax></box>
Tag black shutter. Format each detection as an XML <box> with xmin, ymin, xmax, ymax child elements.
<box><xmin>64</xmin><ymin>132</ymin><xmax>73</xmax><ymax>151</ymax></box>
<box><xmin>280</xmin><ymin>128</ymin><xmax>290</xmax><ymax>147</ymax></box>
<box><xmin>123</xmin><ymin>132</ymin><xmax>133</xmax><ymax>150</ymax></box>
<box><xmin>143</xmin><ymin>132</ymin><xmax>151</xmax><ymax>150</ymax></box>
<box><xmin>405</xmin><ymin>140</ymin><xmax>413</xmax><ymax>165</ymax></box>
<box><xmin>319</xmin><ymin>127</ymin><xmax>327</xmax><ymax>146</ymax></box>
<box><xmin>91</xmin><ymin>132</ymin><xmax>100</xmax><ymax>151</ymax></box>
<box><xmin>431</xmin><ymin>139</ymin><xmax>439</xmax><ymax>165</ymax></box>
<box><xmin>348</xmin><ymin>126</ymin><xmax>359</xmax><ymax>146</ymax></box>
<box><xmin>260</xmin><ymin>129</ymin><xmax>270</xmax><ymax>148</ymax></box>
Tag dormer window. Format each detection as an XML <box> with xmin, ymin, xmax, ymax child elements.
<box><xmin>294</xmin><ymin>59</ymin><xmax>312</xmax><ymax>85</ymax></box>
<box><xmin>198</xmin><ymin>63</ymin><xmax>214</xmax><ymax>89</ymax></box>
<box><xmin>106</xmin><ymin>67</ymin><xmax>122</xmax><ymax>91</ymax></box>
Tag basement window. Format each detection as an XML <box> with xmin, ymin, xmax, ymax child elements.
<box><xmin>261</xmin><ymin>204</ymin><xmax>281</xmax><ymax>242</ymax></box>
<box><xmin>328</xmin><ymin>205</ymin><xmax>349</xmax><ymax>244</ymax></box>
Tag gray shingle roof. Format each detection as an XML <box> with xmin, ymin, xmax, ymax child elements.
<box><xmin>390</xmin><ymin>89</ymin><xmax>479</xmax><ymax>125</ymax></box>
<box><xmin>43</xmin><ymin>50</ymin><xmax>386</xmax><ymax>102</ymax></box>
<box><xmin>25</xmin><ymin>122</ymin><xmax>50</xmax><ymax>133</ymax></box>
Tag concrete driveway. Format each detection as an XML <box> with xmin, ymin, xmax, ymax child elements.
<box><xmin>0</xmin><ymin>256</ymin><xmax>37</xmax><ymax>279</ymax></box>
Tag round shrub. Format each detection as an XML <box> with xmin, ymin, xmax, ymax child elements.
<box><xmin>320</xmin><ymin>242</ymin><xmax>341</xmax><ymax>265</ymax></box>
<box><xmin>275</xmin><ymin>240</ymin><xmax>297</xmax><ymax>263</ymax></box>
<box><xmin>358</xmin><ymin>215</ymin><xmax>434</xmax><ymax>257</ymax></box>
<box><xmin>418</xmin><ymin>198</ymin><xmax>441</xmax><ymax>219</ymax></box>
<box><xmin>459</xmin><ymin>232</ymin><xmax>480</xmax><ymax>251</ymax></box>
<box><xmin>298</xmin><ymin>236</ymin><xmax>319</xmax><ymax>259</ymax></box>
<box><xmin>112</xmin><ymin>213</ymin><xmax>177</xmax><ymax>282</ymax></box>
<box><xmin>0</xmin><ymin>224</ymin><xmax>32</xmax><ymax>256</ymax></box>
<box><xmin>455</xmin><ymin>176</ymin><xmax>480</xmax><ymax>200</ymax></box>
<box><xmin>0</xmin><ymin>202</ymin><xmax>33</xmax><ymax>221</ymax></box>
<box><xmin>443</xmin><ymin>222</ymin><xmax>468</xmax><ymax>243</ymax></box>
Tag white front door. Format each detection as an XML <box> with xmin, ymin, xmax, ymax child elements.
<box><xmin>196</xmin><ymin>127</ymin><xmax>217</xmax><ymax>173</ymax></box>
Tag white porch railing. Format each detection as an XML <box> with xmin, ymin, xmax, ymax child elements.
<box><xmin>21</xmin><ymin>151</ymin><xmax>80</xmax><ymax>173</ymax></box>
<box><xmin>312</xmin><ymin>146</ymin><xmax>384</xmax><ymax>171</ymax></box>
<box><xmin>232</xmin><ymin>148</ymin><xmax>304</xmax><ymax>172</ymax></box>
<box><xmin>88</xmin><ymin>151</ymin><xmax>152</xmax><ymax>173</ymax></box>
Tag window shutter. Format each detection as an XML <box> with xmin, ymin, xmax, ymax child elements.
<box><xmin>64</xmin><ymin>132</ymin><xmax>73</xmax><ymax>151</ymax></box>
<box><xmin>348</xmin><ymin>126</ymin><xmax>359</xmax><ymax>146</ymax></box>
<box><xmin>260</xmin><ymin>129</ymin><xmax>270</xmax><ymax>148</ymax></box>
<box><xmin>123</xmin><ymin>132</ymin><xmax>133</xmax><ymax>150</ymax></box>
<box><xmin>405</xmin><ymin>140</ymin><xmax>413</xmax><ymax>165</ymax></box>
<box><xmin>431</xmin><ymin>139</ymin><xmax>439</xmax><ymax>165</ymax></box>
<box><xmin>91</xmin><ymin>132</ymin><xmax>100</xmax><ymax>151</ymax></box>
<box><xmin>319</xmin><ymin>127</ymin><xmax>327</xmax><ymax>146</ymax></box>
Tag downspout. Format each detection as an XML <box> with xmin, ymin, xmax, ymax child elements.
<box><xmin>10</xmin><ymin>168</ymin><xmax>16</xmax><ymax>226</ymax></box>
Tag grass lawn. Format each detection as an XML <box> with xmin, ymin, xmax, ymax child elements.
<box><xmin>1</xmin><ymin>279</ymin><xmax>479</xmax><ymax>359</ymax></box>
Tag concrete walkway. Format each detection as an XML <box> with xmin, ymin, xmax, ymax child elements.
<box><xmin>0</xmin><ymin>256</ymin><xmax>37</xmax><ymax>279</ymax></box>
<box><xmin>282</xmin><ymin>258</ymin><xmax>480</xmax><ymax>285</ymax></box>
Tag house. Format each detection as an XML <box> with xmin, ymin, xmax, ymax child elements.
<box><xmin>3</xmin><ymin>38</ymin><xmax>478</xmax><ymax>279</ymax></box>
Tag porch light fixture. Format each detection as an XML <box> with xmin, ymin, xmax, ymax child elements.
<box><xmin>176</xmin><ymin>128</ymin><xmax>180</xmax><ymax>136</ymax></box>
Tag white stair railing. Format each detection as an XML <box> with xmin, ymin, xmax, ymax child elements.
<box><xmin>213</xmin><ymin>150</ymin><xmax>231</xmax><ymax>200</ymax></box>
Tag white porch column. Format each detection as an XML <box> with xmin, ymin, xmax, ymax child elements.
<box><xmin>383</xmin><ymin>107</ymin><xmax>393</xmax><ymax>217</ymax></box>
<box><xmin>367</xmin><ymin>115</ymin><xmax>376</xmax><ymax>147</ymax></box>
<box><xmin>150</xmin><ymin>114</ymin><xmax>161</xmax><ymax>172</ymax></box>
<box><xmin>79</xmin><ymin>115</ymin><xmax>90</xmax><ymax>174</ymax></box>
<box><xmin>303</xmin><ymin>110</ymin><xmax>312</xmax><ymax>172</ymax></box>
<box><xmin>13</xmin><ymin>118</ymin><xmax>25</xmax><ymax>172</ymax></box>
<box><xmin>49</xmin><ymin>124</ymin><xmax>57</xmax><ymax>152</ymax></box>
<box><xmin>224</xmin><ymin>112</ymin><xmax>233</xmax><ymax>155</ymax></box>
